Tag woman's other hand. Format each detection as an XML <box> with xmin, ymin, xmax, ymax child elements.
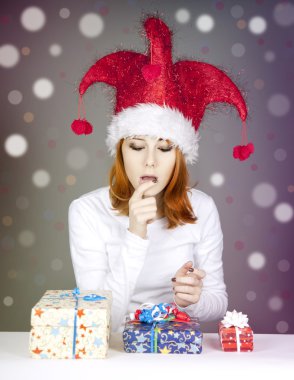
<box><xmin>171</xmin><ymin>261</ymin><xmax>206</xmax><ymax>308</ymax></box>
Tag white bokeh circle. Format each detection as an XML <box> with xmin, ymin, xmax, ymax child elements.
<box><xmin>210</xmin><ymin>172</ymin><xmax>225</xmax><ymax>187</ymax></box>
<box><xmin>248</xmin><ymin>16</ymin><xmax>267</xmax><ymax>34</ymax></box>
<box><xmin>8</xmin><ymin>90</ymin><xmax>23</xmax><ymax>105</ymax></box>
<box><xmin>247</xmin><ymin>251</ymin><xmax>266</xmax><ymax>270</ymax></box>
<box><xmin>268</xmin><ymin>296</ymin><xmax>283</xmax><ymax>311</ymax></box>
<box><xmin>195</xmin><ymin>14</ymin><xmax>214</xmax><ymax>33</ymax></box>
<box><xmin>277</xmin><ymin>259</ymin><xmax>290</xmax><ymax>272</ymax></box>
<box><xmin>79</xmin><ymin>13</ymin><xmax>104</xmax><ymax>38</ymax></box>
<box><xmin>51</xmin><ymin>258</ymin><xmax>63</xmax><ymax>271</ymax></box>
<box><xmin>16</xmin><ymin>196</ymin><xmax>29</xmax><ymax>210</ymax></box>
<box><xmin>59</xmin><ymin>8</ymin><xmax>70</xmax><ymax>19</ymax></box>
<box><xmin>264</xmin><ymin>51</ymin><xmax>275</xmax><ymax>62</ymax></box>
<box><xmin>66</xmin><ymin>147</ymin><xmax>89</xmax><ymax>170</ymax></box>
<box><xmin>33</xmin><ymin>78</ymin><xmax>54</xmax><ymax>99</ymax></box>
<box><xmin>273</xmin><ymin>203</ymin><xmax>293</xmax><ymax>223</ymax></box>
<box><xmin>20</xmin><ymin>6</ymin><xmax>46</xmax><ymax>32</ymax></box>
<box><xmin>267</xmin><ymin>94</ymin><xmax>290</xmax><ymax>117</ymax></box>
<box><xmin>175</xmin><ymin>9</ymin><xmax>191</xmax><ymax>23</ymax></box>
<box><xmin>273</xmin><ymin>3</ymin><xmax>294</xmax><ymax>27</ymax></box>
<box><xmin>49</xmin><ymin>44</ymin><xmax>62</xmax><ymax>57</ymax></box>
<box><xmin>3</xmin><ymin>296</ymin><xmax>14</xmax><ymax>307</ymax></box>
<box><xmin>230</xmin><ymin>5</ymin><xmax>244</xmax><ymax>19</ymax></box>
<box><xmin>274</xmin><ymin>148</ymin><xmax>287</xmax><ymax>162</ymax></box>
<box><xmin>252</xmin><ymin>182</ymin><xmax>277</xmax><ymax>208</ymax></box>
<box><xmin>231</xmin><ymin>43</ymin><xmax>245</xmax><ymax>57</ymax></box>
<box><xmin>0</xmin><ymin>44</ymin><xmax>20</xmax><ymax>68</ymax></box>
<box><xmin>18</xmin><ymin>230</ymin><xmax>36</xmax><ymax>247</ymax></box>
<box><xmin>4</xmin><ymin>134</ymin><xmax>28</xmax><ymax>158</ymax></box>
<box><xmin>276</xmin><ymin>321</ymin><xmax>289</xmax><ymax>333</ymax></box>
<box><xmin>246</xmin><ymin>290</ymin><xmax>257</xmax><ymax>301</ymax></box>
<box><xmin>32</xmin><ymin>169</ymin><xmax>51</xmax><ymax>188</ymax></box>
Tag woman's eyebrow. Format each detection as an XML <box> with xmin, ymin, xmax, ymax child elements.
<box><xmin>131</xmin><ymin>137</ymin><xmax>165</xmax><ymax>141</ymax></box>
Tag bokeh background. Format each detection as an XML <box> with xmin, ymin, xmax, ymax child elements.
<box><xmin>0</xmin><ymin>0</ymin><xmax>293</xmax><ymax>333</ymax></box>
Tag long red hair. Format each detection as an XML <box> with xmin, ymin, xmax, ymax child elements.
<box><xmin>108</xmin><ymin>138</ymin><xmax>198</xmax><ymax>229</ymax></box>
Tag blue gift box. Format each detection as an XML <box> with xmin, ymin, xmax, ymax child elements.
<box><xmin>123</xmin><ymin>317</ymin><xmax>203</xmax><ymax>354</ymax></box>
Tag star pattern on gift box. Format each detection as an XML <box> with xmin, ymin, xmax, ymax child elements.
<box><xmin>159</xmin><ymin>346</ymin><xmax>171</xmax><ymax>354</ymax></box>
<box><xmin>50</xmin><ymin>327</ymin><xmax>60</xmax><ymax>337</ymax></box>
<box><xmin>59</xmin><ymin>318</ymin><xmax>69</xmax><ymax>326</ymax></box>
<box><xmin>79</xmin><ymin>347</ymin><xmax>86</xmax><ymax>355</ymax></box>
<box><xmin>190</xmin><ymin>344</ymin><xmax>200</xmax><ymax>354</ymax></box>
<box><xmin>94</xmin><ymin>337</ymin><xmax>103</xmax><ymax>347</ymax></box>
<box><xmin>34</xmin><ymin>308</ymin><xmax>44</xmax><ymax>318</ymax></box>
<box><xmin>33</xmin><ymin>347</ymin><xmax>43</xmax><ymax>354</ymax></box>
<box><xmin>136</xmin><ymin>343</ymin><xmax>145</xmax><ymax>353</ymax></box>
<box><xmin>136</xmin><ymin>333</ymin><xmax>147</xmax><ymax>343</ymax></box>
<box><xmin>77</xmin><ymin>309</ymin><xmax>85</xmax><ymax>318</ymax></box>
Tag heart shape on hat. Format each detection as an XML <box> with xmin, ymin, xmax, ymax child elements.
<box><xmin>141</xmin><ymin>64</ymin><xmax>161</xmax><ymax>83</ymax></box>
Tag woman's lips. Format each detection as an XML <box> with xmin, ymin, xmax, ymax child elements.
<box><xmin>139</xmin><ymin>176</ymin><xmax>158</xmax><ymax>184</ymax></box>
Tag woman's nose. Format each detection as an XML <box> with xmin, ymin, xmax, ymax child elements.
<box><xmin>145</xmin><ymin>149</ymin><xmax>156</xmax><ymax>167</ymax></box>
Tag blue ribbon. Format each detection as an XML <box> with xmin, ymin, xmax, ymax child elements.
<box><xmin>60</xmin><ymin>287</ymin><xmax>106</xmax><ymax>359</ymax></box>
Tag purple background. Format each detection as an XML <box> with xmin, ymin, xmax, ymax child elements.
<box><xmin>0</xmin><ymin>0</ymin><xmax>293</xmax><ymax>333</ymax></box>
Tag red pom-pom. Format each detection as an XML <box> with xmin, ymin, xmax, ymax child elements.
<box><xmin>233</xmin><ymin>142</ymin><xmax>255</xmax><ymax>161</ymax></box>
<box><xmin>71</xmin><ymin>119</ymin><xmax>93</xmax><ymax>135</ymax></box>
<box><xmin>142</xmin><ymin>64</ymin><xmax>161</xmax><ymax>83</ymax></box>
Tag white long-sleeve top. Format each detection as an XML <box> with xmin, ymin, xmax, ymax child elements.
<box><xmin>68</xmin><ymin>186</ymin><xmax>228</xmax><ymax>332</ymax></box>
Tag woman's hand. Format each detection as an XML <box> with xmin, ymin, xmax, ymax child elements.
<box><xmin>171</xmin><ymin>261</ymin><xmax>206</xmax><ymax>308</ymax></box>
<box><xmin>128</xmin><ymin>180</ymin><xmax>158</xmax><ymax>239</ymax></box>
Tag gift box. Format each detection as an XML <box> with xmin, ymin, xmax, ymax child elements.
<box><xmin>123</xmin><ymin>303</ymin><xmax>203</xmax><ymax>354</ymax></box>
<box><xmin>29</xmin><ymin>288</ymin><xmax>112</xmax><ymax>359</ymax></box>
<box><xmin>219</xmin><ymin>310</ymin><xmax>254</xmax><ymax>352</ymax></box>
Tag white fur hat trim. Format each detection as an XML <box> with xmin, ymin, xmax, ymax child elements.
<box><xmin>105</xmin><ymin>103</ymin><xmax>200</xmax><ymax>165</ymax></box>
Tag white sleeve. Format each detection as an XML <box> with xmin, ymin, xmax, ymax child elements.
<box><xmin>68</xmin><ymin>199</ymin><xmax>150</xmax><ymax>332</ymax></box>
<box><xmin>174</xmin><ymin>196</ymin><xmax>228</xmax><ymax>321</ymax></box>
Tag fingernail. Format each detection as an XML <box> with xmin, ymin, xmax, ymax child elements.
<box><xmin>188</xmin><ymin>267</ymin><xmax>194</xmax><ymax>272</ymax></box>
<box><xmin>171</xmin><ymin>277</ymin><xmax>176</xmax><ymax>282</ymax></box>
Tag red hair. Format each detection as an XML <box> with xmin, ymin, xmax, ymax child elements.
<box><xmin>108</xmin><ymin>138</ymin><xmax>198</xmax><ymax>229</ymax></box>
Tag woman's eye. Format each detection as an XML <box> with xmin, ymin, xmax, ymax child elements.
<box><xmin>129</xmin><ymin>145</ymin><xmax>144</xmax><ymax>151</ymax></box>
<box><xmin>129</xmin><ymin>144</ymin><xmax>173</xmax><ymax>152</ymax></box>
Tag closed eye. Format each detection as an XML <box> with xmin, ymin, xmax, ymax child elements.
<box><xmin>129</xmin><ymin>144</ymin><xmax>173</xmax><ymax>152</ymax></box>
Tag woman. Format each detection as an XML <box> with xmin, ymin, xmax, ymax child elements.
<box><xmin>69</xmin><ymin>15</ymin><xmax>253</xmax><ymax>332</ymax></box>
<box><xmin>69</xmin><ymin>133</ymin><xmax>226</xmax><ymax>332</ymax></box>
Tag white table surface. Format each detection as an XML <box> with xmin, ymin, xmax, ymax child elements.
<box><xmin>0</xmin><ymin>332</ymin><xmax>293</xmax><ymax>379</ymax></box>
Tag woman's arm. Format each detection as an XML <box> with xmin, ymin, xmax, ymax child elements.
<box><xmin>174</xmin><ymin>196</ymin><xmax>228</xmax><ymax>321</ymax></box>
<box><xmin>68</xmin><ymin>199</ymin><xmax>150</xmax><ymax>332</ymax></box>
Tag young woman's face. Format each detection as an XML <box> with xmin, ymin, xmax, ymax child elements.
<box><xmin>121</xmin><ymin>135</ymin><xmax>176</xmax><ymax>197</ymax></box>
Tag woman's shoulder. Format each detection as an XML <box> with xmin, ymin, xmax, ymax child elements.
<box><xmin>187</xmin><ymin>187</ymin><xmax>214</xmax><ymax>207</ymax></box>
<box><xmin>69</xmin><ymin>186</ymin><xmax>111</xmax><ymax>214</ymax></box>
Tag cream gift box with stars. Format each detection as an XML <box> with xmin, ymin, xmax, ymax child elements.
<box><xmin>29</xmin><ymin>289</ymin><xmax>112</xmax><ymax>359</ymax></box>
